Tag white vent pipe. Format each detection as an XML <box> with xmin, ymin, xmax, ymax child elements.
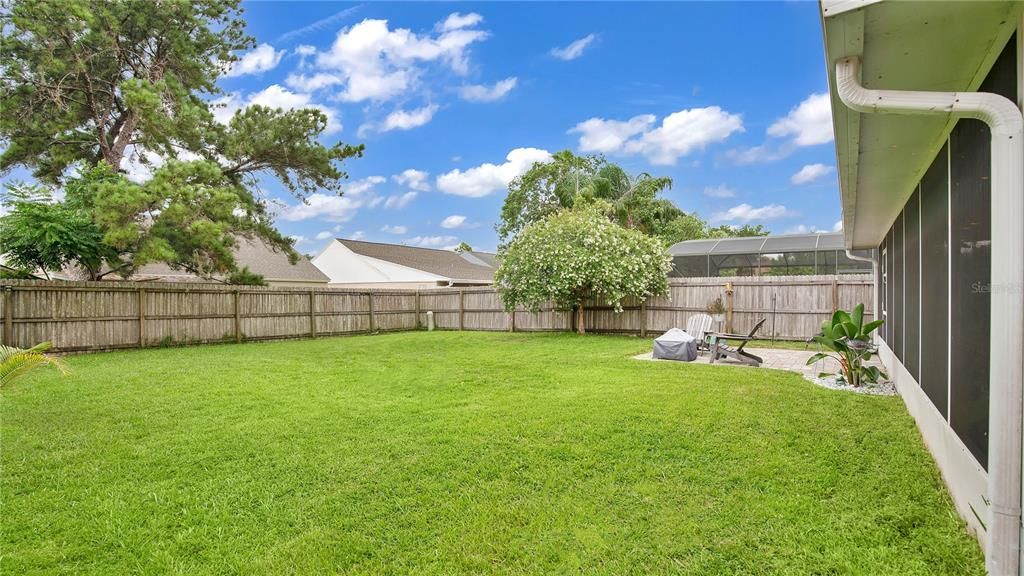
<box><xmin>836</xmin><ymin>56</ymin><xmax>1024</xmax><ymax>576</ymax></box>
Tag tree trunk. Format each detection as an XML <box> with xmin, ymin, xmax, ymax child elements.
<box><xmin>576</xmin><ymin>303</ymin><xmax>585</xmax><ymax>335</ymax></box>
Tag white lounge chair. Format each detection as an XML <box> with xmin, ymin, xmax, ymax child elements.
<box><xmin>684</xmin><ymin>313</ymin><xmax>714</xmax><ymax>351</ymax></box>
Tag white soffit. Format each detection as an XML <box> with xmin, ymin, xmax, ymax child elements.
<box><xmin>822</xmin><ymin>0</ymin><xmax>1022</xmax><ymax>249</ymax></box>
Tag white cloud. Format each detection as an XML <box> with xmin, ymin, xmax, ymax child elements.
<box><xmin>350</xmin><ymin>230</ymin><xmax>367</xmax><ymax>240</ymax></box>
<box><xmin>213</xmin><ymin>85</ymin><xmax>342</xmax><ymax>133</ymax></box>
<box><xmin>436</xmin><ymin>147</ymin><xmax>552</xmax><ymax>197</ymax></box>
<box><xmin>833</xmin><ymin>220</ymin><xmax>843</xmax><ymax>232</ymax></box>
<box><xmin>571</xmin><ymin>114</ymin><xmax>655</xmax><ymax>154</ymax></box>
<box><xmin>458</xmin><ymin>77</ymin><xmax>517</xmax><ymax>102</ymax></box>
<box><xmin>382</xmin><ymin>104</ymin><xmax>438</xmax><ymax>132</ymax></box>
<box><xmin>440</xmin><ymin>215</ymin><xmax>467</xmax><ymax>229</ymax></box>
<box><xmin>768</xmin><ymin>93</ymin><xmax>833</xmax><ymax>147</ymax></box>
<box><xmin>790</xmin><ymin>163</ymin><xmax>835</xmax><ymax>185</ymax></box>
<box><xmin>551</xmin><ymin>33</ymin><xmax>597</xmax><ymax>61</ymax></box>
<box><xmin>381</xmin><ymin>224</ymin><xmax>408</xmax><ymax>234</ymax></box>
<box><xmin>295</xmin><ymin>45</ymin><xmax>317</xmax><ymax>57</ymax></box>
<box><xmin>711</xmin><ymin>203</ymin><xmax>795</xmax><ymax>223</ymax></box>
<box><xmin>278</xmin><ymin>176</ymin><xmax>385</xmax><ymax>223</ymax></box>
<box><xmin>284</xmin><ymin>72</ymin><xmax>344</xmax><ymax>92</ymax></box>
<box><xmin>360</xmin><ymin>104</ymin><xmax>439</xmax><ymax>136</ymax></box>
<box><xmin>224</xmin><ymin>44</ymin><xmax>284</xmax><ymax>77</ymax></box>
<box><xmin>279</xmin><ymin>195</ymin><xmax>361</xmax><ymax>223</ymax></box>
<box><xmin>311</xmin><ymin>15</ymin><xmax>489</xmax><ymax>102</ymax></box>
<box><xmin>572</xmin><ymin>107</ymin><xmax>743</xmax><ymax>165</ymax></box>
<box><xmin>393</xmin><ymin>169</ymin><xmax>431</xmax><ymax>191</ymax></box>
<box><xmin>384</xmin><ymin>191</ymin><xmax>418</xmax><ymax>209</ymax></box>
<box><xmin>703</xmin><ymin>185</ymin><xmax>737</xmax><ymax>199</ymax></box>
<box><xmin>404</xmin><ymin>235</ymin><xmax>459</xmax><ymax>249</ymax></box>
<box><xmin>439</xmin><ymin>12</ymin><xmax>483</xmax><ymax>32</ymax></box>
<box><xmin>315</xmin><ymin>231</ymin><xmax>334</xmax><ymax>240</ymax></box>
<box><xmin>346</xmin><ymin>175</ymin><xmax>386</xmax><ymax>195</ymax></box>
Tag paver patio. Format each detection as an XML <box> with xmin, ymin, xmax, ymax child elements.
<box><xmin>634</xmin><ymin>344</ymin><xmax>888</xmax><ymax>381</ymax></box>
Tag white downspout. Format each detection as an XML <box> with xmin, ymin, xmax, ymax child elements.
<box><xmin>844</xmin><ymin>250</ymin><xmax>879</xmax><ymax>336</ymax></box>
<box><xmin>837</xmin><ymin>56</ymin><xmax>1024</xmax><ymax>576</ymax></box>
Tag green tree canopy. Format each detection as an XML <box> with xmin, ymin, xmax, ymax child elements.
<box><xmin>1</xmin><ymin>162</ymin><xmax>289</xmax><ymax>282</ymax></box>
<box><xmin>498</xmin><ymin>151</ymin><xmax>599</xmax><ymax>243</ymax></box>
<box><xmin>708</xmin><ymin>223</ymin><xmax>771</xmax><ymax>238</ymax></box>
<box><xmin>0</xmin><ymin>0</ymin><xmax>364</xmax><ymax>278</ymax></box>
<box><xmin>495</xmin><ymin>205</ymin><xmax>672</xmax><ymax>334</ymax></box>
<box><xmin>0</xmin><ymin>182</ymin><xmax>118</xmax><ymax>279</ymax></box>
<box><xmin>497</xmin><ymin>150</ymin><xmax>764</xmax><ymax>248</ymax></box>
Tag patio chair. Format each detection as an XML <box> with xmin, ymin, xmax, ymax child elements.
<box><xmin>709</xmin><ymin>318</ymin><xmax>767</xmax><ymax>367</ymax></box>
<box><xmin>684</xmin><ymin>313</ymin><xmax>714</xmax><ymax>351</ymax></box>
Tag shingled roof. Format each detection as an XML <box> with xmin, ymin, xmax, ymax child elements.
<box><xmin>121</xmin><ymin>237</ymin><xmax>328</xmax><ymax>283</ymax></box>
<box><xmin>340</xmin><ymin>239</ymin><xmax>495</xmax><ymax>282</ymax></box>
<box><xmin>459</xmin><ymin>250</ymin><xmax>498</xmax><ymax>268</ymax></box>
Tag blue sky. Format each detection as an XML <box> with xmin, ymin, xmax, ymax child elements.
<box><xmin>10</xmin><ymin>1</ymin><xmax>844</xmax><ymax>255</ymax></box>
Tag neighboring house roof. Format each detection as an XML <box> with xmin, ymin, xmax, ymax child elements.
<box><xmin>28</xmin><ymin>237</ymin><xmax>328</xmax><ymax>284</ymax></box>
<box><xmin>459</xmin><ymin>250</ymin><xmax>498</xmax><ymax>268</ymax></box>
<box><xmin>128</xmin><ymin>237</ymin><xmax>328</xmax><ymax>283</ymax></box>
<box><xmin>339</xmin><ymin>239</ymin><xmax>495</xmax><ymax>282</ymax></box>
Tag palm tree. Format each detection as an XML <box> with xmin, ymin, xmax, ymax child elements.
<box><xmin>1</xmin><ymin>341</ymin><xmax>67</xmax><ymax>386</ymax></box>
<box><xmin>589</xmin><ymin>165</ymin><xmax>676</xmax><ymax>233</ymax></box>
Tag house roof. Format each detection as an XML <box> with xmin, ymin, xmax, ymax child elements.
<box><xmin>820</xmin><ymin>0</ymin><xmax>1022</xmax><ymax>248</ymax></box>
<box><xmin>129</xmin><ymin>237</ymin><xmax>328</xmax><ymax>283</ymax></box>
<box><xmin>339</xmin><ymin>239</ymin><xmax>495</xmax><ymax>282</ymax></box>
<box><xmin>459</xmin><ymin>250</ymin><xmax>498</xmax><ymax>268</ymax></box>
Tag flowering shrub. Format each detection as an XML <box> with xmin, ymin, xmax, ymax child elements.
<box><xmin>495</xmin><ymin>206</ymin><xmax>672</xmax><ymax>333</ymax></box>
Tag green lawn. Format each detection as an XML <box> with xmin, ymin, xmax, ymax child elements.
<box><xmin>2</xmin><ymin>332</ymin><xmax>982</xmax><ymax>575</ymax></box>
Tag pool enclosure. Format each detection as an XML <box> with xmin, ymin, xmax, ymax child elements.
<box><xmin>669</xmin><ymin>232</ymin><xmax>874</xmax><ymax>277</ymax></box>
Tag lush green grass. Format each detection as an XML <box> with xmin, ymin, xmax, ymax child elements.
<box><xmin>2</xmin><ymin>332</ymin><xmax>982</xmax><ymax>575</ymax></box>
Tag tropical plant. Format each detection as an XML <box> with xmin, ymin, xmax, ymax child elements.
<box><xmin>495</xmin><ymin>204</ymin><xmax>672</xmax><ymax>334</ymax></box>
<box><xmin>807</xmin><ymin>303</ymin><xmax>887</xmax><ymax>387</ymax></box>
<box><xmin>0</xmin><ymin>342</ymin><xmax>67</xmax><ymax>387</ymax></box>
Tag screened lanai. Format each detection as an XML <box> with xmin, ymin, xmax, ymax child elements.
<box><xmin>669</xmin><ymin>232</ymin><xmax>875</xmax><ymax>277</ymax></box>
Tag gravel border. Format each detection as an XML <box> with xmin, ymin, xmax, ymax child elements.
<box><xmin>804</xmin><ymin>373</ymin><xmax>896</xmax><ymax>396</ymax></box>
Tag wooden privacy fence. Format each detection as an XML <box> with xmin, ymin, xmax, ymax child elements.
<box><xmin>0</xmin><ymin>275</ymin><xmax>872</xmax><ymax>353</ymax></box>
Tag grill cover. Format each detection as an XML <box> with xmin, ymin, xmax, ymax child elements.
<box><xmin>652</xmin><ymin>328</ymin><xmax>698</xmax><ymax>362</ymax></box>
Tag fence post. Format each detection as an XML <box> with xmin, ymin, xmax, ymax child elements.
<box><xmin>138</xmin><ymin>287</ymin><xmax>146</xmax><ymax>348</ymax></box>
<box><xmin>725</xmin><ymin>282</ymin><xmax>735</xmax><ymax>334</ymax></box>
<box><xmin>459</xmin><ymin>290</ymin><xmax>465</xmax><ymax>330</ymax></box>
<box><xmin>234</xmin><ymin>290</ymin><xmax>242</xmax><ymax>342</ymax></box>
<box><xmin>831</xmin><ymin>278</ymin><xmax>839</xmax><ymax>313</ymax></box>
<box><xmin>3</xmin><ymin>286</ymin><xmax>13</xmax><ymax>346</ymax></box>
<box><xmin>639</xmin><ymin>299</ymin><xmax>647</xmax><ymax>337</ymax></box>
<box><xmin>414</xmin><ymin>290</ymin><xmax>421</xmax><ymax>329</ymax></box>
<box><xmin>368</xmin><ymin>292</ymin><xmax>375</xmax><ymax>333</ymax></box>
<box><xmin>309</xmin><ymin>289</ymin><xmax>317</xmax><ymax>338</ymax></box>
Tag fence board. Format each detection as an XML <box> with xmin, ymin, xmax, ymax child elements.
<box><xmin>0</xmin><ymin>274</ymin><xmax>873</xmax><ymax>352</ymax></box>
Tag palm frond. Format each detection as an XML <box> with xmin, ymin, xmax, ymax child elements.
<box><xmin>0</xmin><ymin>342</ymin><xmax>68</xmax><ymax>386</ymax></box>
